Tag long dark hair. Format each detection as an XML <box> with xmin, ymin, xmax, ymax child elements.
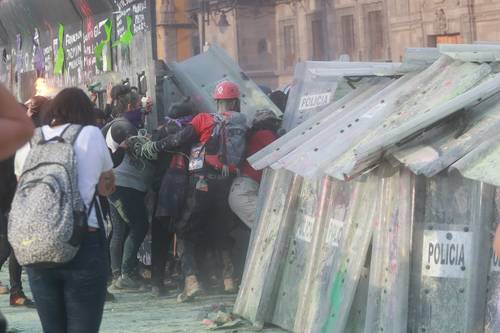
<box><xmin>42</xmin><ymin>88</ymin><xmax>96</xmax><ymax>126</ymax></box>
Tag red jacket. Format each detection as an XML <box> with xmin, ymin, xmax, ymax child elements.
<box><xmin>242</xmin><ymin>129</ymin><xmax>277</xmax><ymax>183</ymax></box>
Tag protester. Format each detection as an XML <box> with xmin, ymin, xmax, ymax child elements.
<box><xmin>228</xmin><ymin>109</ymin><xmax>281</xmax><ymax>228</ymax></box>
<box><xmin>103</xmin><ymin>86</ymin><xmax>154</xmax><ymax>290</ymax></box>
<box><xmin>0</xmin><ymin>156</ymin><xmax>35</xmax><ymax>308</ymax></box>
<box><xmin>109</xmin><ymin>84</ymin><xmax>153</xmax><ymax>129</ymax></box>
<box><xmin>0</xmin><ymin>88</ymin><xmax>42</xmax><ymax>308</ymax></box>
<box><xmin>149</xmin><ymin>100</ymin><xmax>194</xmax><ymax>297</ymax></box>
<box><xmin>12</xmin><ymin>87</ymin><xmax>114</xmax><ymax>333</ymax></box>
<box><xmin>136</xmin><ymin>80</ymin><xmax>247</xmax><ymax>302</ymax></box>
<box><xmin>94</xmin><ymin>107</ymin><xmax>107</xmax><ymax>128</ymax></box>
<box><xmin>0</xmin><ymin>156</ymin><xmax>35</xmax><ymax>307</ymax></box>
<box><xmin>0</xmin><ymin>84</ymin><xmax>34</xmax><ymax>160</ymax></box>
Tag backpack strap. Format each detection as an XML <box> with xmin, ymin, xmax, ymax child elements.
<box><xmin>60</xmin><ymin>125</ymin><xmax>84</xmax><ymax>145</ymax></box>
<box><xmin>29</xmin><ymin>128</ymin><xmax>45</xmax><ymax>148</ymax></box>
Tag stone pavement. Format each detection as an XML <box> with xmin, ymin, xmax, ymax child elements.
<box><xmin>0</xmin><ymin>270</ymin><xmax>285</xmax><ymax>333</ymax></box>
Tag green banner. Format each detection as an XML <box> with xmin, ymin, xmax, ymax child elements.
<box><xmin>53</xmin><ymin>24</ymin><xmax>65</xmax><ymax>75</ymax></box>
<box><xmin>95</xmin><ymin>19</ymin><xmax>113</xmax><ymax>71</ymax></box>
<box><xmin>113</xmin><ymin>15</ymin><xmax>133</xmax><ymax>48</ymax></box>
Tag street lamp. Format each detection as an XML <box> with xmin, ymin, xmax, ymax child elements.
<box><xmin>217</xmin><ymin>12</ymin><xmax>230</xmax><ymax>27</ymax></box>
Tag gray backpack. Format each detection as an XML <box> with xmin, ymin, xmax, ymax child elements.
<box><xmin>9</xmin><ymin>125</ymin><xmax>90</xmax><ymax>267</ymax></box>
<box><xmin>204</xmin><ymin>111</ymin><xmax>248</xmax><ymax>173</ymax></box>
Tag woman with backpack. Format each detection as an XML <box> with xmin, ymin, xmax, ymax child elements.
<box><xmin>11</xmin><ymin>88</ymin><xmax>115</xmax><ymax>333</ymax></box>
<box><xmin>0</xmin><ymin>96</ymin><xmax>51</xmax><ymax>308</ymax></box>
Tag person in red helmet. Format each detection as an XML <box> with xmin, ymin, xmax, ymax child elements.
<box><xmin>134</xmin><ymin>80</ymin><xmax>248</xmax><ymax>302</ymax></box>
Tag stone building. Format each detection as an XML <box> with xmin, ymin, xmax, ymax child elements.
<box><xmin>188</xmin><ymin>0</ymin><xmax>500</xmax><ymax>88</ymax></box>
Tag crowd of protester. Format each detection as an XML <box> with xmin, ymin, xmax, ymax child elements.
<box><xmin>0</xmin><ymin>78</ymin><xmax>286</xmax><ymax>333</ymax></box>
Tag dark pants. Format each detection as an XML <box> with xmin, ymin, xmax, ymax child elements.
<box><xmin>26</xmin><ymin>233</ymin><xmax>107</xmax><ymax>333</ymax></box>
<box><xmin>0</xmin><ymin>212</ymin><xmax>22</xmax><ymax>296</ymax></box>
<box><xmin>108</xmin><ymin>186</ymin><xmax>149</xmax><ymax>277</ymax></box>
<box><xmin>151</xmin><ymin>217</ymin><xmax>174</xmax><ymax>288</ymax></box>
<box><xmin>177</xmin><ymin>172</ymin><xmax>235</xmax><ymax>278</ymax></box>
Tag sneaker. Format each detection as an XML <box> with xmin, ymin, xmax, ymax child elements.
<box><xmin>177</xmin><ymin>275</ymin><xmax>202</xmax><ymax>303</ymax></box>
<box><xmin>223</xmin><ymin>278</ymin><xmax>237</xmax><ymax>294</ymax></box>
<box><xmin>0</xmin><ymin>283</ymin><xmax>9</xmax><ymax>295</ymax></box>
<box><xmin>10</xmin><ymin>293</ymin><xmax>35</xmax><ymax>308</ymax></box>
<box><xmin>114</xmin><ymin>275</ymin><xmax>141</xmax><ymax>290</ymax></box>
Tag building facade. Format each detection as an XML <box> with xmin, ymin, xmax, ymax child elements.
<box><xmin>189</xmin><ymin>0</ymin><xmax>500</xmax><ymax>89</ymax></box>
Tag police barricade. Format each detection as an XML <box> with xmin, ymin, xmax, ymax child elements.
<box><xmin>485</xmin><ymin>188</ymin><xmax>500</xmax><ymax>333</ymax></box>
<box><xmin>237</xmin><ymin>46</ymin><xmax>500</xmax><ymax>333</ymax></box>
<box><xmin>281</xmin><ymin>60</ymin><xmax>403</xmax><ymax>131</ymax></box>
<box><xmin>407</xmin><ymin>171</ymin><xmax>493</xmax><ymax>333</ymax></box>
<box><xmin>234</xmin><ymin>62</ymin><xmax>405</xmax><ymax>328</ymax></box>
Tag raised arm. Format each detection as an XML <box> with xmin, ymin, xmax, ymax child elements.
<box><xmin>135</xmin><ymin>125</ymin><xmax>197</xmax><ymax>160</ymax></box>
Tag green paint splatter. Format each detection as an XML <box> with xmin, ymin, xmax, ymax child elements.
<box><xmin>113</xmin><ymin>15</ymin><xmax>133</xmax><ymax>48</ymax></box>
<box><xmin>321</xmin><ymin>262</ymin><xmax>348</xmax><ymax>333</ymax></box>
<box><xmin>54</xmin><ymin>24</ymin><xmax>65</xmax><ymax>75</ymax></box>
<box><xmin>95</xmin><ymin>19</ymin><xmax>113</xmax><ymax>71</ymax></box>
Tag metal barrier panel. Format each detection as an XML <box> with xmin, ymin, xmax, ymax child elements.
<box><xmin>271</xmin><ymin>178</ymin><xmax>322</xmax><ymax>331</ymax></box>
<box><xmin>169</xmin><ymin>44</ymin><xmax>281</xmax><ymax>123</ymax></box>
<box><xmin>248</xmin><ymin>78</ymin><xmax>394</xmax><ymax>170</ymax></box>
<box><xmin>484</xmin><ymin>188</ymin><xmax>500</xmax><ymax>332</ymax></box>
<box><xmin>295</xmin><ymin>177</ymin><xmax>352</xmax><ymax>333</ymax></box>
<box><xmin>233</xmin><ymin>169</ymin><xmax>302</xmax><ymax>328</ymax></box>
<box><xmin>317</xmin><ymin>170</ymin><xmax>382</xmax><ymax>333</ymax></box>
<box><xmin>282</xmin><ymin>61</ymin><xmax>402</xmax><ymax>130</ymax></box>
<box><xmin>364</xmin><ymin>166</ymin><xmax>414</xmax><ymax>333</ymax></box>
<box><xmin>408</xmin><ymin>171</ymin><xmax>493</xmax><ymax>333</ymax></box>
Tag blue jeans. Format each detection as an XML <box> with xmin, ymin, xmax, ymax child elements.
<box><xmin>27</xmin><ymin>232</ymin><xmax>107</xmax><ymax>333</ymax></box>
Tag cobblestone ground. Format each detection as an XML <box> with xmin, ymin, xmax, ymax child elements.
<box><xmin>0</xmin><ymin>270</ymin><xmax>284</xmax><ymax>333</ymax></box>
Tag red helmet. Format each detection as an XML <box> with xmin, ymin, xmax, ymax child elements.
<box><xmin>213</xmin><ymin>80</ymin><xmax>240</xmax><ymax>100</ymax></box>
